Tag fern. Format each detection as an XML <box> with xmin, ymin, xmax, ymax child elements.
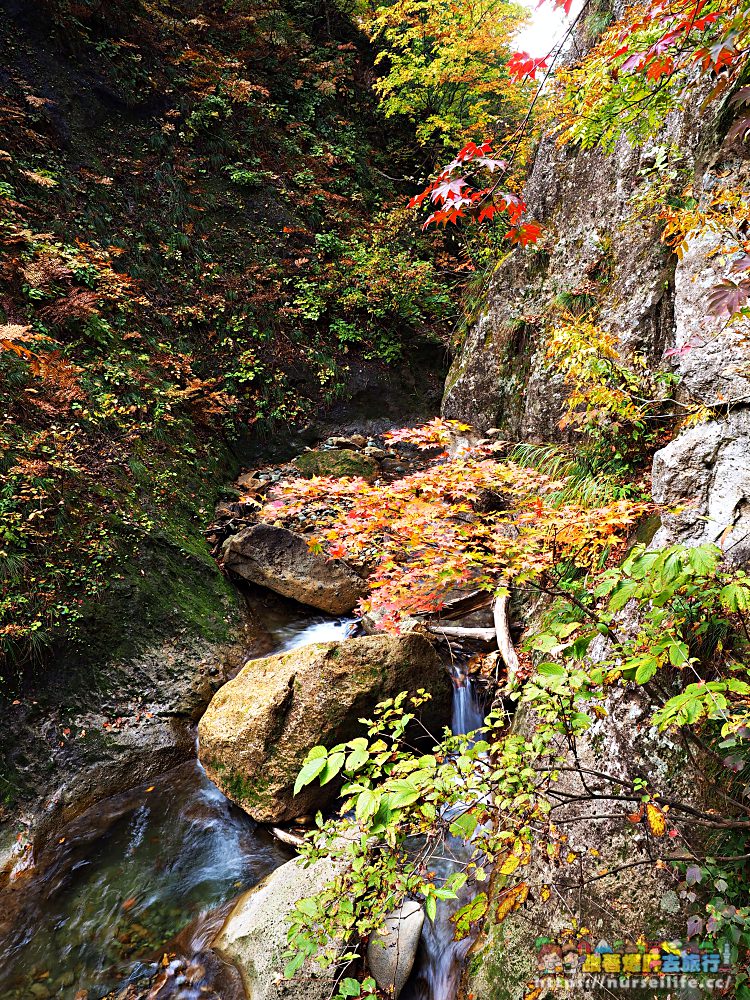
<box><xmin>509</xmin><ymin>442</ymin><xmax>645</xmax><ymax>506</ymax></box>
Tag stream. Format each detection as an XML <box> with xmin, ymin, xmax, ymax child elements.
<box><xmin>0</xmin><ymin>611</ymin><xmax>354</xmax><ymax>1000</ymax></box>
<box><xmin>402</xmin><ymin>668</ymin><xmax>486</xmax><ymax>1000</ymax></box>
<box><xmin>0</xmin><ymin>611</ymin><xmax>485</xmax><ymax>1000</ymax></box>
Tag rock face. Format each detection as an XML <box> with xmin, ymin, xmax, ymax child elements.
<box><xmin>213</xmin><ymin>854</ymin><xmax>344</xmax><ymax>1000</ymax></box>
<box><xmin>441</xmin><ymin>125</ymin><xmax>686</xmax><ymax>438</ymax></box>
<box><xmin>292</xmin><ymin>448</ymin><xmax>379</xmax><ymax>480</ymax></box>
<box><xmin>461</xmin><ymin>685</ymin><xmax>700</xmax><ymax>1000</ymax></box>
<box><xmin>652</xmin><ymin>408</ymin><xmax>750</xmax><ymax>564</ymax></box>
<box><xmin>367</xmin><ymin>899</ymin><xmax>425</xmax><ymax>999</ymax></box>
<box><xmin>436</xmin><ymin>19</ymin><xmax>750</xmax><ymax>999</ymax></box>
<box><xmin>222</xmin><ymin>522</ymin><xmax>367</xmax><ymax>615</ymax></box>
<box><xmin>198</xmin><ymin>632</ymin><xmax>451</xmax><ymax>823</ymax></box>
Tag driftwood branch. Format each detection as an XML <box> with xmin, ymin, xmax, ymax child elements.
<box><xmin>269</xmin><ymin>826</ymin><xmax>305</xmax><ymax>849</ymax></box>
<box><xmin>493</xmin><ymin>590</ymin><xmax>520</xmax><ymax>683</ymax></box>
<box><xmin>416</xmin><ymin>589</ymin><xmax>493</xmax><ymax>621</ymax></box>
<box><xmin>422</xmin><ymin>583</ymin><xmax>520</xmax><ymax>683</ymax></box>
<box><xmin>426</xmin><ymin>624</ymin><xmax>497</xmax><ymax>642</ymax></box>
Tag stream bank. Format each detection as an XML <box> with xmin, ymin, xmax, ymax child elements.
<box><xmin>0</xmin><ymin>609</ymin><xmax>358</xmax><ymax>999</ymax></box>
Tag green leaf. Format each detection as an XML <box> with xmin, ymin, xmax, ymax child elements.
<box><xmin>530</xmin><ymin>633</ymin><xmax>558</xmax><ymax>653</ymax></box>
<box><xmin>295</xmin><ymin>896</ymin><xmax>318</xmax><ymax>918</ymax></box>
<box><xmin>634</xmin><ymin>657</ymin><xmax>658</xmax><ymax>684</ymax></box>
<box><xmin>537</xmin><ymin>661</ymin><xmax>565</xmax><ymax>677</ymax></box>
<box><xmin>294</xmin><ymin>754</ymin><xmax>328</xmax><ymax>795</ymax></box>
<box><xmin>668</xmin><ymin>640</ymin><xmax>689</xmax><ymax>667</ymax></box>
<box><xmin>720</xmin><ymin>582</ymin><xmax>750</xmax><ymax>612</ymax></box>
<box><xmin>451</xmin><ymin>892</ymin><xmax>488</xmax><ymax>936</ymax></box>
<box><xmin>355</xmin><ymin>788</ymin><xmax>379</xmax><ymax>822</ymax></box>
<box><xmin>386</xmin><ymin>779</ymin><xmax>421</xmax><ymax>809</ymax></box>
<box><xmin>609</xmin><ymin>580</ymin><xmax>639</xmax><ymax>611</ymax></box>
<box><xmin>320</xmin><ymin>751</ymin><xmax>346</xmax><ymax>786</ymax></box>
<box><xmin>449</xmin><ymin>811</ymin><xmax>478</xmax><ymax>839</ymax></box>
<box><xmin>339</xmin><ymin>978</ymin><xmax>361</xmax><ymax>998</ymax></box>
<box><xmin>284</xmin><ymin>952</ymin><xmax>305</xmax><ymax>979</ymax></box>
<box><xmin>687</xmin><ymin>545</ymin><xmax>720</xmax><ymax>577</ymax></box>
<box><xmin>425</xmin><ymin>894</ymin><xmax>437</xmax><ymax>922</ymax></box>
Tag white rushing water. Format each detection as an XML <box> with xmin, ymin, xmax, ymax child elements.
<box><xmin>271</xmin><ymin>615</ymin><xmax>358</xmax><ymax>653</ymax></box>
<box><xmin>0</xmin><ymin>611</ymin><xmax>358</xmax><ymax>1000</ymax></box>
<box><xmin>403</xmin><ymin>665</ymin><xmax>486</xmax><ymax>1000</ymax></box>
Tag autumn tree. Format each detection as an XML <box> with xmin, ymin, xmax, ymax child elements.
<box><xmin>272</xmin><ymin>423</ymin><xmax>750</xmax><ymax>998</ymax></box>
<box><xmin>371</xmin><ymin>0</ymin><xmax>531</xmax><ymax>152</ymax></box>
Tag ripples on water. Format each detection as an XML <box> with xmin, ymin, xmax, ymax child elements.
<box><xmin>0</xmin><ymin>611</ymin><xmax>357</xmax><ymax>1000</ymax></box>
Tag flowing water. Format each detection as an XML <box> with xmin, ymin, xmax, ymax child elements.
<box><xmin>402</xmin><ymin>665</ymin><xmax>486</xmax><ymax>1000</ymax></box>
<box><xmin>0</xmin><ymin>609</ymin><xmax>480</xmax><ymax>1000</ymax></box>
<box><xmin>0</xmin><ymin>611</ymin><xmax>356</xmax><ymax>1000</ymax></box>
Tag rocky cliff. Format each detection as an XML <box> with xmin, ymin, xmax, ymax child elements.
<box><xmin>443</xmin><ymin>44</ymin><xmax>750</xmax><ymax>1000</ymax></box>
<box><xmin>443</xmin><ymin>96</ymin><xmax>750</xmax><ymax>562</ymax></box>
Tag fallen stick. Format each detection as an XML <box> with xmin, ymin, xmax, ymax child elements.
<box><xmin>426</xmin><ymin>624</ymin><xmax>497</xmax><ymax>642</ymax></box>
<box><xmin>416</xmin><ymin>589</ymin><xmax>493</xmax><ymax>621</ymax></box>
<box><xmin>493</xmin><ymin>590</ymin><xmax>520</xmax><ymax>683</ymax></box>
<box><xmin>269</xmin><ymin>826</ymin><xmax>305</xmax><ymax>849</ymax></box>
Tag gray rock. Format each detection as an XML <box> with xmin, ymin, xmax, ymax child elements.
<box><xmin>198</xmin><ymin>632</ymin><xmax>451</xmax><ymax>823</ymax></box>
<box><xmin>462</xmin><ymin>684</ymin><xmax>702</xmax><ymax>1000</ymax></box>
<box><xmin>213</xmin><ymin>854</ymin><xmax>345</xmax><ymax>1000</ymax></box>
<box><xmin>671</xmin><ymin>226</ymin><xmax>750</xmax><ymax>407</ymax></box>
<box><xmin>441</xmin><ymin>108</ymin><xmax>711</xmax><ymax>438</ymax></box>
<box><xmin>652</xmin><ymin>409</ymin><xmax>750</xmax><ymax>564</ymax></box>
<box><xmin>367</xmin><ymin>899</ymin><xmax>425</xmax><ymax>998</ymax></box>
<box><xmin>222</xmin><ymin>522</ymin><xmax>367</xmax><ymax>615</ymax></box>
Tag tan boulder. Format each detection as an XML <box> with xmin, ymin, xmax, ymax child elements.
<box><xmin>222</xmin><ymin>522</ymin><xmax>367</xmax><ymax>615</ymax></box>
<box><xmin>198</xmin><ymin>633</ymin><xmax>450</xmax><ymax>823</ymax></box>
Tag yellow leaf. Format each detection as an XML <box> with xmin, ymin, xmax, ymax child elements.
<box><xmin>540</xmin><ymin>885</ymin><xmax>551</xmax><ymax>902</ymax></box>
<box><xmin>499</xmin><ymin>854</ymin><xmax>520</xmax><ymax>875</ymax></box>
<box><xmin>646</xmin><ymin>803</ymin><xmax>667</xmax><ymax>837</ymax></box>
<box><xmin>495</xmin><ymin>882</ymin><xmax>529</xmax><ymax>923</ymax></box>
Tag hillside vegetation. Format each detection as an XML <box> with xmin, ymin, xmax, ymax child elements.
<box><xmin>0</xmin><ymin>0</ymin><xmax>466</xmax><ymax>687</ymax></box>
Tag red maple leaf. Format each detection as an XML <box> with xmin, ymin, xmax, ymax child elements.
<box><xmin>506</xmin><ymin>221</ymin><xmax>542</xmax><ymax>247</ymax></box>
<box><xmin>646</xmin><ymin>55</ymin><xmax>674</xmax><ymax>81</ymax></box>
<box><xmin>507</xmin><ymin>51</ymin><xmax>549</xmax><ymax>83</ymax></box>
<box><xmin>707</xmin><ymin>277</ymin><xmax>750</xmax><ymax>316</ymax></box>
<box><xmin>431</xmin><ymin>177</ymin><xmax>469</xmax><ymax>204</ymax></box>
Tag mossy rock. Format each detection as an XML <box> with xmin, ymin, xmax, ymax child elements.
<box><xmin>292</xmin><ymin>448</ymin><xmax>378</xmax><ymax>480</ymax></box>
<box><xmin>198</xmin><ymin>632</ymin><xmax>451</xmax><ymax>823</ymax></box>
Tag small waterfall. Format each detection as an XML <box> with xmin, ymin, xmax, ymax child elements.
<box><xmin>402</xmin><ymin>666</ymin><xmax>485</xmax><ymax>1000</ymax></box>
<box><xmin>450</xmin><ymin>665</ymin><xmax>485</xmax><ymax>739</ymax></box>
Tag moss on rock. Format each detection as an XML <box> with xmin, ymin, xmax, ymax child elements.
<box><xmin>292</xmin><ymin>449</ymin><xmax>379</xmax><ymax>481</ymax></box>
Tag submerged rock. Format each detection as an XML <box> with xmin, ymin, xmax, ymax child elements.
<box><xmin>213</xmin><ymin>854</ymin><xmax>345</xmax><ymax>1000</ymax></box>
<box><xmin>222</xmin><ymin>522</ymin><xmax>367</xmax><ymax>615</ymax></box>
<box><xmin>367</xmin><ymin>899</ymin><xmax>424</xmax><ymax>999</ymax></box>
<box><xmin>198</xmin><ymin>633</ymin><xmax>451</xmax><ymax>823</ymax></box>
<box><xmin>292</xmin><ymin>448</ymin><xmax>379</xmax><ymax>480</ymax></box>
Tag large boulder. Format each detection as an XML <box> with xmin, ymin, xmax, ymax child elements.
<box><xmin>367</xmin><ymin>899</ymin><xmax>425</xmax><ymax>999</ymax></box>
<box><xmin>222</xmin><ymin>522</ymin><xmax>367</xmax><ymax>615</ymax></box>
<box><xmin>198</xmin><ymin>633</ymin><xmax>451</xmax><ymax>823</ymax></box>
<box><xmin>292</xmin><ymin>448</ymin><xmax>379</xmax><ymax>480</ymax></box>
<box><xmin>213</xmin><ymin>854</ymin><xmax>344</xmax><ymax>1000</ymax></box>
